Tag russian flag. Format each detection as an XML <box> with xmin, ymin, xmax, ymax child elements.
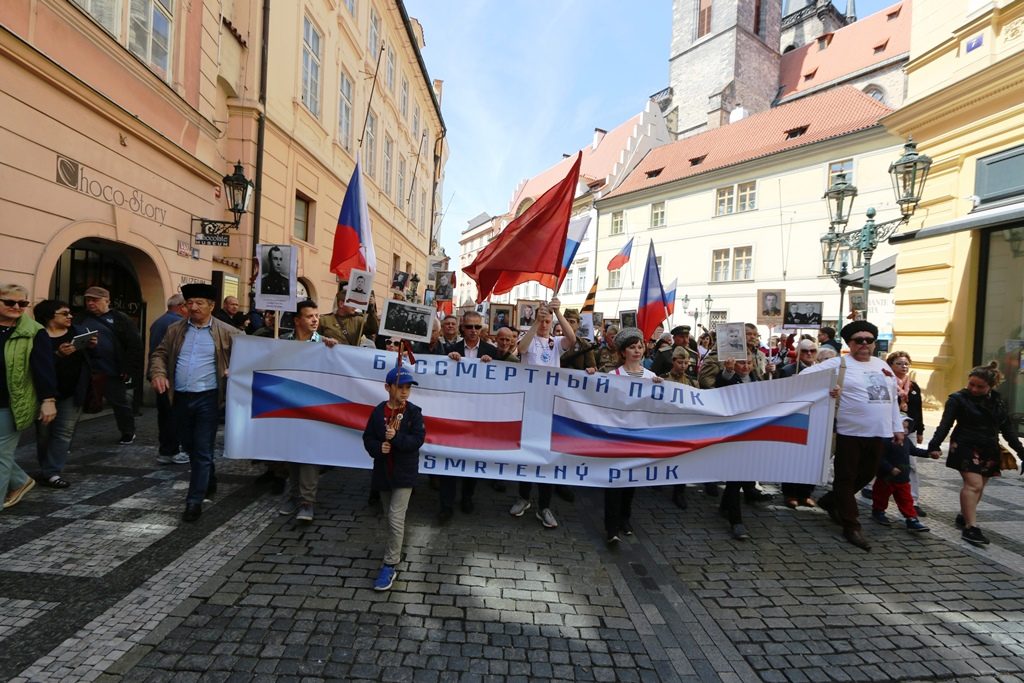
<box><xmin>663</xmin><ymin>278</ymin><xmax>677</xmax><ymax>318</ymax></box>
<box><xmin>636</xmin><ymin>240</ymin><xmax>667</xmax><ymax>341</ymax></box>
<box><xmin>550</xmin><ymin>396</ymin><xmax>810</xmax><ymax>459</ymax></box>
<box><xmin>541</xmin><ymin>215</ymin><xmax>592</xmax><ymax>291</ymax></box>
<box><xmin>330</xmin><ymin>158</ymin><xmax>377</xmax><ymax>280</ymax></box>
<box><xmin>251</xmin><ymin>369</ymin><xmax>523</xmax><ymax>451</ymax></box>
<box><xmin>607</xmin><ymin>237</ymin><xmax>632</xmax><ymax>272</ymax></box>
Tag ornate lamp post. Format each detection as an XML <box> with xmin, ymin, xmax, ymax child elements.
<box><xmin>703</xmin><ymin>294</ymin><xmax>714</xmax><ymax>329</ymax></box>
<box><xmin>680</xmin><ymin>294</ymin><xmax>690</xmax><ymax>327</ymax></box>
<box><xmin>821</xmin><ymin>138</ymin><xmax>932</xmax><ymax>321</ymax></box>
<box><xmin>409</xmin><ymin>273</ymin><xmax>421</xmax><ymax>303</ymax></box>
<box><xmin>192</xmin><ymin>161</ymin><xmax>254</xmax><ymax>246</ymax></box>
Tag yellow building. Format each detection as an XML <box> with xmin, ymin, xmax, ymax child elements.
<box><xmin>884</xmin><ymin>0</ymin><xmax>1024</xmax><ymax>411</ymax></box>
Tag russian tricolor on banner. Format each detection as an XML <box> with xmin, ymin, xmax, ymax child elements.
<box><xmin>251</xmin><ymin>369</ymin><xmax>523</xmax><ymax>451</ymax></box>
<box><xmin>636</xmin><ymin>240</ymin><xmax>667</xmax><ymax>341</ymax></box>
<box><xmin>330</xmin><ymin>158</ymin><xmax>377</xmax><ymax>281</ymax></box>
<box><xmin>550</xmin><ymin>396</ymin><xmax>810</xmax><ymax>459</ymax></box>
<box><xmin>547</xmin><ymin>215</ymin><xmax>592</xmax><ymax>291</ymax></box>
<box><xmin>607</xmin><ymin>237</ymin><xmax>633</xmax><ymax>272</ymax></box>
<box><xmin>663</xmin><ymin>278</ymin><xmax>677</xmax><ymax>318</ymax></box>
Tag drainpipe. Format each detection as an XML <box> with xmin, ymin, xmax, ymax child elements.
<box><xmin>249</xmin><ymin>0</ymin><xmax>270</xmax><ymax>311</ymax></box>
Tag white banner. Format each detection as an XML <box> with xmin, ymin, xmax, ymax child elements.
<box><xmin>225</xmin><ymin>337</ymin><xmax>836</xmax><ymax>487</ymax></box>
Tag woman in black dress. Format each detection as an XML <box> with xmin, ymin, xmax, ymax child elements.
<box><xmin>928</xmin><ymin>362</ymin><xmax>1024</xmax><ymax>546</ymax></box>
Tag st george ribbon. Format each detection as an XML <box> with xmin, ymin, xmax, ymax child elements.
<box><xmin>226</xmin><ymin>337</ymin><xmax>836</xmax><ymax>487</ymax></box>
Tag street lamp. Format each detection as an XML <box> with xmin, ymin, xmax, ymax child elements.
<box><xmin>820</xmin><ymin>138</ymin><xmax>931</xmax><ymax>320</ymax></box>
<box><xmin>680</xmin><ymin>294</ymin><xmax>690</xmax><ymax>326</ymax></box>
<box><xmin>192</xmin><ymin>161</ymin><xmax>254</xmax><ymax>245</ymax></box>
<box><xmin>703</xmin><ymin>294</ymin><xmax>713</xmax><ymax>329</ymax></box>
<box><xmin>409</xmin><ymin>273</ymin><xmax>421</xmax><ymax>302</ymax></box>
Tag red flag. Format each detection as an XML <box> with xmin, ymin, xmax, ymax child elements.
<box><xmin>464</xmin><ymin>153</ymin><xmax>582</xmax><ymax>302</ymax></box>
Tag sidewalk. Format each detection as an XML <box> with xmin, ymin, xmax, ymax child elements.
<box><xmin>2</xmin><ymin>410</ymin><xmax>1024</xmax><ymax>682</ymax></box>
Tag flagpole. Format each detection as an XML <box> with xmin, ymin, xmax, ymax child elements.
<box><xmin>358</xmin><ymin>42</ymin><xmax>386</xmax><ymax>150</ymax></box>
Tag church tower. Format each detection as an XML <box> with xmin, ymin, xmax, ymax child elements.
<box><xmin>665</xmin><ymin>0</ymin><xmax>784</xmax><ymax>139</ymax></box>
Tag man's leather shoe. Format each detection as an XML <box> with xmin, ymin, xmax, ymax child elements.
<box><xmin>844</xmin><ymin>529</ymin><xmax>871</xmax><ymax>551</ymax></box>
<box><xmin>182</xmin><ymin>503</ymin><xmax>202</xmax><ymax>522</ymax></box>
<box><xmin>671</xmin><ymin>490</ymin><xmax>688</xmax><ymax>510</ymax></box>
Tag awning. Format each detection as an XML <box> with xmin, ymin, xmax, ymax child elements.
<box><xmin>841</xmin><ymin>254</ymin><xmax>897</xmax><ymax>293</ymax></box>
<box><xmin>890</xmin><ymin>200</ymin><xmax>1024</xmax><ymax>244</ymax></box>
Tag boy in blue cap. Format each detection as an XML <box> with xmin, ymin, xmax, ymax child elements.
<box><xmin>363</xmin><ymin>365</ymin><xmax>426</xmax><ymax>591</ymax></box>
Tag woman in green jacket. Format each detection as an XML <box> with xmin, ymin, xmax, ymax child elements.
<box><xmin>1</xmin><ymin>283</ymin><xmax>57</xmax><ymax>509</ymax></box>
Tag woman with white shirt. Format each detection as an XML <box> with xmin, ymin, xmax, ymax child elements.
<box><xmin>803</xmin><ymin>321</ymin><xmax>904</xmax><ymax>551</ymax></box>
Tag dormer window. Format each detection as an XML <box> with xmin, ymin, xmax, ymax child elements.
<box><xmin>817</xmin><ymin>34</ymin><xmax>833</xmax><ymax>50</ymax></box>
<box><xmin>874</xmin><ymin>40</ymin><xmax>889</xmax><ymax>54</ymax></box>
<box><xmin>689</xmin><ymin>155</ymin><xmax>707</xmax><ymax>166</ymax></box>
<box><xmin>785</xmin><ymin>125</ymin><xmax>809</xmax><ymax>139</ymax></box>
<box><xmin>803</xmin><ymin>68</ymin><xmax>818</xmax><ymax>81</ymax></box>
<box><xmin>887</xmin><ymin>6</ymin><xmax>901</xmax><ymax>20</ymax></box>
<box><xmin>646</xmin><ymin>168</ymin><xmax>664</xmax><ymax>179</ymax></box>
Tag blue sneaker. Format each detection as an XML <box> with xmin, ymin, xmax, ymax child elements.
<box><xmin>905</xmin><ymin>518</ymin><xmax>930</xmax><ymax>532</ymax></box>
<box><xmin>373</xmin><ymin>565</ymin><xmax>396</xmax><ymax>591</ymax></box>
<box><xmin>871</xmin><ymin>510</ymin><xmax>891</xmax><ymax>526</ymax></box>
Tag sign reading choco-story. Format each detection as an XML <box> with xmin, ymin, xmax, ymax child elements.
<box><xmin>227</xmin><ymin>339</ymin><xmax>835</xmax><ymax>487</ymax></box>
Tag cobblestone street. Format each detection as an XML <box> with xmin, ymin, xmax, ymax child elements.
<box><xmin>2</xmin><ymin>410</ymin><xmax>1024</xmax><ymax>682</ymax></box>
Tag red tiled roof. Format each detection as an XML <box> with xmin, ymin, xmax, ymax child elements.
<box><xmin>508</xmin><ymin>113</ymin><xmax>642</xmax><ymax>212</ymax></box>
<box><xmin>605</xmin><ymin>86</ymin><xmax>891</xmax><ymax>199</ymax></box>
<box><xmin>779</xmin><ymin>1</ymin><xmax>911</xmax><ymax>99</ymax></box>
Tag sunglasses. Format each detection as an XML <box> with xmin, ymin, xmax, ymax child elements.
<box><xmin>850</xmin><ymin>337</ymin><xmax>875</xmax><ymax>345</ymax></box>
<box><xmin>463</xmin><ymin>324</ymin><xmax>483</xmax><ymax>330</ymax></box>
<box><xmin>55</xmin><ymin>311</ymin><xmax>73</xmax><ymax>317</ymax></box>
<box><xmin>386</xmin><ymin>340</ymin><xmax>400</xmax><ymax>346</ymax></box>
<box><xmin>1</xmin><ymin>299</ymin><xmax>31</xmax><ymax>308</ymax></box>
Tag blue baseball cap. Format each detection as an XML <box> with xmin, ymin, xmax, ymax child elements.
<box><xmin>386</xmin><ymin>367</ymin><xmax>418</xmax><ymax>386</ymax></box>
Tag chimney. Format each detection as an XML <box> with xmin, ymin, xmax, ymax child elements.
<box><xmin>432</xmin><ymin>79</ymin><xmax>444</xmax><ymax>106</ymax></box>
<box><xmin>592</xmin><ymin>128</ymin><xmax>607</xmax><ymax>150</ymax></box>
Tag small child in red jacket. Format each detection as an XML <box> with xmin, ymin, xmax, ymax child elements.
<box><xmin>362</xmin><ymin>366</ymin><xmax>426</xmax><ymax>591</ymax></box>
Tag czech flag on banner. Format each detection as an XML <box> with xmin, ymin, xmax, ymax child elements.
<box><xmin>663</xmin><ymin>278</ymin><xmax>677</xmax><ymax>318</ymax></box>
<box><xmin>636</xmin><ymin>240</ymin><xmax>667</xmax><ymax>341</ymax></box>
<box><xmin>607</xmin><ymin>237</ymin><xmax>633</xmax><ymax>271</ymax></box>
<box><xmin>330</xmin><ymin>158</ymin><xmax>377</xmax><ymax>280</ymax></box>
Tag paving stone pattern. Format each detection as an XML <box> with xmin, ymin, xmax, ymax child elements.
<box><xmin>2</xmin><ymin>409</ymin><xmax>1024</xmax><ymax>681</ymax></box>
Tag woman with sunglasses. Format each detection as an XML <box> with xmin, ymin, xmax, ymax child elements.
<box><xmin>928</xmin><ymin>362</ymin><xmax>1024</xmax><ymax>546</ymax></box>
<box><xmin>803</xmin><ymin>320</ymin><xmax>904</xmax><ymax>551</ymax></box>
<box><xmin>33</xmin><ymin>300</ymin><xmax>92</xmax><ymax>488</ymax></box>
<box><xmin>1</xmin><ymin>285</ymin><xmax>57</xmax><ymax>509</ymax></box>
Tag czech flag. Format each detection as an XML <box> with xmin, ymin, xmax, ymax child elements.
<box><xmin>663</xmin><ymin>278</ymin><xmax>677</xmax><ymax>318</ymax></box>
<box><xmin>539</xmin><ymin>215</ymin><xmax>592</xmax><ymax>291</ymax></box>
<box><xmin>607</xmin><ymin>237</ymin><xmax>632</xmax><ymax>271</ymax></box>
<box><xmin>636</xmin><ymin>240</ymin><xmax>667</xmax><ymax>341</ymax></box>
<box><xmin>251</xmin><ymin>370</ymin><xmax>524</xmax><ymax>451</ymax></box>
<box><xmin>330</xmin><ymin>158</ymin><xmax>377</xmax><ymax>280</ymax></box>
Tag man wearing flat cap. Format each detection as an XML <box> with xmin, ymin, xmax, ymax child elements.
<box><xmin>82</xmin><ymin>285</ymin><xmax>143</xmax><ymax>445</ymax></box>
<box><xmin>150</xmin><ymin>282</ymin><xmax>243</xmax><ymax>522</ymax></box>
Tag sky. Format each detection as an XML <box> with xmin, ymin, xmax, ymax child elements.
<box><xmin>405</xmin><ymin>0</ymin><xmax>900</xmax><ymax>262</ymax></box>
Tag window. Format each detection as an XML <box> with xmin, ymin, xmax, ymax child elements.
<box><xmin>396</xmin><ymin>157</ymin><xmax>406</xmax><ymax>211</ymax></box>
<box><xmin>656</xmin><ymin>256</ymin><xmax>663</xmax><ymax>270</ymax></box>
<box><xmin>74</xmin><ymin>0</ymin><xmax>173</xmax><ymax>79</ymax></box>
<box><xmin>338</xmin><ymin>72</ymin><xmax>353</xmax><ymax>150</ymax></box>
<box><xmin>409</xmin><ymin>178</ymin><xmax>417</xmax><ymax>221</ymax></box>
<box><xmin>563</xmin><ymin>270</ymin><xmax>574</xmax><ymax>294</ymax></box>
<box><xmin>828</xmin><ymin>158</ymin><xmax>854</xmax><ymax>188</ymax></box>
<box><xmin>737</xmin><ymin>181</ymin><xmax>756</xmax><ymax>212</ymax></box>
<box><xmin>610</xmin><ymin>211</ymin><xmax>624</xmax><ymax>235</ymax></box>
<box><xmin>753</xmin><ymin>0</ymin><xmax>764</xmax><ymax>38</ymax></box>
<box><xmin>716</xmin><ymin>186</ymin><xmax>734</xmax><ymax>215</ymax></box>
<box><xmin>364</xmin><ymin>112</ymin><xmax>377</xmax><ymax>177</ymax></box>
<box><xmin>732</xmin><ymin>246</ymin><xmax>752</xmax><ymax>280</ymax></box>
<box><xmin>420</xmin><ymin>189</ymin><xmax>427</xmax><ymax>232</ymax></box>
<box><xmin>412</xmin><ymin>105</ymin><xmax>421</xmax><ymax>141</ymax></box>
<box><xmin>709</xmin><ymin>310</ymin><xmax>728</xmax><ymax>331</ymax></box>
<box><xmin>689</xmin><ymin>155</ymin><xmax>706</xmax><ymax>166</ymax></box>
<box><xmin>651</xmin><ymin>202</ymin><xmax>666</xmax><ymax>228</ymax></box>
<box><xmin>786</xmin><ymin>125</ymin><xmax>809</xmax><ymax>139</ymax></box>
<box><xmin>577</xmin><ymin>267</ymin><xmax>587</xmax><ymax>293</ymax></box>
<box><xmin>368</xmin><ymin>7</ymin><xmax>381</xmax><ymax>55</ymax></box>
<box><xmin>386</xmin><ymin>46</ymin><xmax>396</xmax><ymax>92</ymax></box>
<box><xmin>400</xmin><ymin>77</ymin><xmax>409</xmax><ymax>118</ymax></box>
<box><xmin>863</xmin><ymin>85</ymin><xmax>886</xmax><ymax>103</ymax></box>
<box><xmin>697</xmin><ymin>0</ymin><xmax>713</xmax><ymax>38</ymax></box>
<box><xmin>609</xmin><ymin>269</ymin><xmax>622</xmax><ymax>289</ymax></box>
<box><xmin>345</xmin><ymin>0</ymin><xmax>355</xmax><ymax>14</ymax></box>
<box><xmin>873</xmin><ymin>40</ymin><xmax>889</xmax><ymax>54</ymax></box>
<box><xmin>294</xmin><ymin>194</ymin><xmax>312</xmax><ymax>242</ymax></box>
<box><xmin>711</xmin><ymin>248</ymin><xmax>730</xmax><ymax>281</ymax></box>
<box><xmin>382</xmin><ymin>135</ymin><xmax>394</xmax><ymax>197</ymax></box>
<box><xmin>301</xmin><ymin>16</ymin><xmax>322</xmax><ymax>116</ymax></box>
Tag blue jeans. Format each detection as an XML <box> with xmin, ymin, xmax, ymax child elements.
<box><xmin>156</xmin><ymin>390</ymin><xmax>179</xmax><ymax>456</ymax></box>
<box><xmin>1</xmin><ymin>408</ymin><xmax>30</xmax><ymax>498</ymax></box>
<box><xmin>173</xmin><ymin>390</ymin><xmax>218</xmax><ymax>506</ymax></box>
<box><xmin>35</xmin><ymin>396</ymin><xmax>80</xmax><ymax>478</ymax></box>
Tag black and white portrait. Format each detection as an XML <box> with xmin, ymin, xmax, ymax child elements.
<box><xmin>516</xmin><ymin>300</ymin><xmax>541</xmax><ymax>329</ymax></box>
<box><xmin>716</xmin><ymin>322</ymin><xmax>747</xmax><ymax>361</ymax></box>
<box><xmin>343</xmin><ymin>268</ymin><xmax>371</xmax><ymax>310</ymax></box>
<box><xmin>756</xmin><ymin>288</ymin><xmax>785</xmax><ymax>326</ymax></box>
<box><xmin>783</xmin><ymin>301</ymin><xmax>823</xmax><ymax>329</ymax></box>
<box><xmin>391</xmin><ymin>271</ymin><xmax>410</xmax><ymax>292</ymax></box>
<box><xmin>434</xmin><ymin>271</ymin><xmax>454</xmax><ymax>301</ymax></box>
<box><xmin>380</xmin><ymin>299</ymin><xmax>434</xmax><ymax>344</ymax></box>
<box><xmin>254</xmin><ymin>243</ymin><xmax>297</xmax><ymax>311</ymax></box>
<box><xmin>490</xmin><ymin>304</ymin><xmax>513</xmax><ymax>332</ymax></box>
<box><xmin>619</xmin><ymin>310</ymin><xmax>637</xmax><ymax>330</ymax></box>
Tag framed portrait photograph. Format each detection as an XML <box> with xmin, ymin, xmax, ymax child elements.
<box><xmin>434</xmin><ymin>271</ymin><xmax>454</xmax><ymax>301</ymax></box>
<box><xmin>592</xmin><ymin>312</ymin><xmax>604</xmax><ymax>332</ymax></box>
<box><xmin>380</xmin><ymin>299</ymin><xmax>434</xmax><ymax>344</ymax></box>
<box><xmin>342</xmin><ymin>268</ymin><xmax>371</xmax><ymax>311</ymax></box>
<box><xmin>619</xmin><ymin>309</ymin><xmax>637</xmax><ymax>330</ymax></box>
<box><xmin>782</xmin><ymin>301</ymin><xmax>824</xmax><ymax>329</ymax></box>
<box><xmin>605</xmin><ymin>318</ymin><xmax>620</xmax><ymax>332</ymax></box>
<box><xmin>254</xmin><ymin>243</ymin><xmax>297</xmax><ymax>311</ymax></box>
<box><xmin>391</xmin><ymin>270</ymin><xmax>410</xmax><ymax>292</ymax></box>
<box><xmin>716</xmin><ymin>322</ymin><xmax>748</xmax><ymax>361</ymax></box>
<box><xmin>848</xmin><ymin>289</ymin><xmax>866</xmax><ymax>313</ymax></box>
<box><xmin>756</xmin><ymin>288</ymin><xmax>785</xmax><ymax>327</ymax></box>
<box><xmin>516</xmin><ymin>299</ymin><xmax>542</xmax><ymax>329</ymax></box>
<box><xmin>489</xmin><ymin>303</ymin><xmax>514</xmax><ymax>332</ymax></box>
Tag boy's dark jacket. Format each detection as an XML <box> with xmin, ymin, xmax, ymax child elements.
<box><xmin>363</xmin><ymin>400</ymin><xmax>426</xmax><ymax>490</ymax></box>
<box><xmin>878</xmin><ymin>438</ymin><xmax>930</xmax><ymax>484</ymax></box>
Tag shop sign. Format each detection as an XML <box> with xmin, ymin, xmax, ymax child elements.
<box><xmin>177</xmin><ymin>240</ymin><xmax>191</xmax><ymax>257</ymax></box>
<box><xmin>55</xmin><ymin>155</ymin><xmax>169</xmax><ymax>223</ymax></box>
<box><xmin>195</xmin><ymin>232</ymin><xmax>230</xmax><ymax>246</ymax></box>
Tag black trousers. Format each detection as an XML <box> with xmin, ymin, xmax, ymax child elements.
<box><xmin>156</xmin><ymin>390</ymin><xmax>179</xmax><ymax>456</ymax></box>
<box><xmin>518</xmin><ymin>482</ymin><xmax>552</xmax><ymax>509</ymax></box>
<box><xmin>604</xmin><ymin>488</ymin><xmax>635</xmax><ymax>535</ymax></box>
<box><xmin>719</xmin><ymin>481</ymin><xmax>755</xmax><ymax>525</ymax></box>
<box><xmin>439</xmin><ymin>476</ymin><xmax>477</xmax><ymax>511</ymax></box>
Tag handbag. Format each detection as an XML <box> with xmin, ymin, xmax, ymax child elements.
<box><xmin>83</xmin><ymin>372</ymin><xmax>107</xmax><ymax>414</ymax></box>
<box><xmin>999</xmin><ymin>444</ymin><xmax>1019</xmax><ymax>471</ymax></box>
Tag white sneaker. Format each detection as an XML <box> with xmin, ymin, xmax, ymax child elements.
<box><xmin>172</xmin><ymin>453</ymin><xmax>190</xmax><ymax>465</ymax></box>
<box><xmin>536</xmin><ymin>508</ymin><xmax>558</xmax><ymax>528</ymax></box>
<box><xmin>509</xmin><ymin>498</ymin><xmax>531</xmax><ymax>517</ymax></box>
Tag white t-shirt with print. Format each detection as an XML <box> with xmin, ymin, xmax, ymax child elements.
<box><xmin>803</xmin><ymin>355</ymin><xmax>903</xmax><ymax>438</ymax></box>
<box><xmin>521</xmin><ymin>335</ymin><xmax>567</xmax><ymax>368</ymax></box>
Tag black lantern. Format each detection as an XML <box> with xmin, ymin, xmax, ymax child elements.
<box><xmin>820</xmin><ymin>230</ymin><xmax>839</xmax><ymax>275</ymax></box>
<box><xmin>889</xmin><ymin>138</ymin><xmax>932</xmax><ymax>217</ymax></box>
<box><xmin>222</xmin><ymin>161</ymin><xmax>254</xmax><ymax>223</ymax></box>
<box><xmin>823</xmin><ymin>172</ymin><xmax>858</xmax><ymax>229</ymax></box>
<box><xmin>409</xmin><ymin>273</ymin><xmax>421</xmax><ymax>301</ymax></box>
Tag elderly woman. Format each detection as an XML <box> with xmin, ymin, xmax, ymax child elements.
<box><xmin>1</xmin><ymin>285</ymin><xmax>57</xmax><ymax>509</ymax></box>
<box><xmin>928</xmin><ymin>362</ymin><xmax>1024</xmax><ymax>546</ymax></box>
<box><xmin>33</xmin><ymin>300</ymin><xmax>91</xmax><ymax>488</ymax></box>
<box><xmin>803</xmin><ymin>320</ymin><xmax>903</xmax><ymax>551</ymax></box>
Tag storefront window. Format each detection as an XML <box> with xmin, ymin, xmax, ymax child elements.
<box><xmin>980</xmin><ymin>225</ymin><xmax>1024</xmax><ymax>425</ymax></box>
